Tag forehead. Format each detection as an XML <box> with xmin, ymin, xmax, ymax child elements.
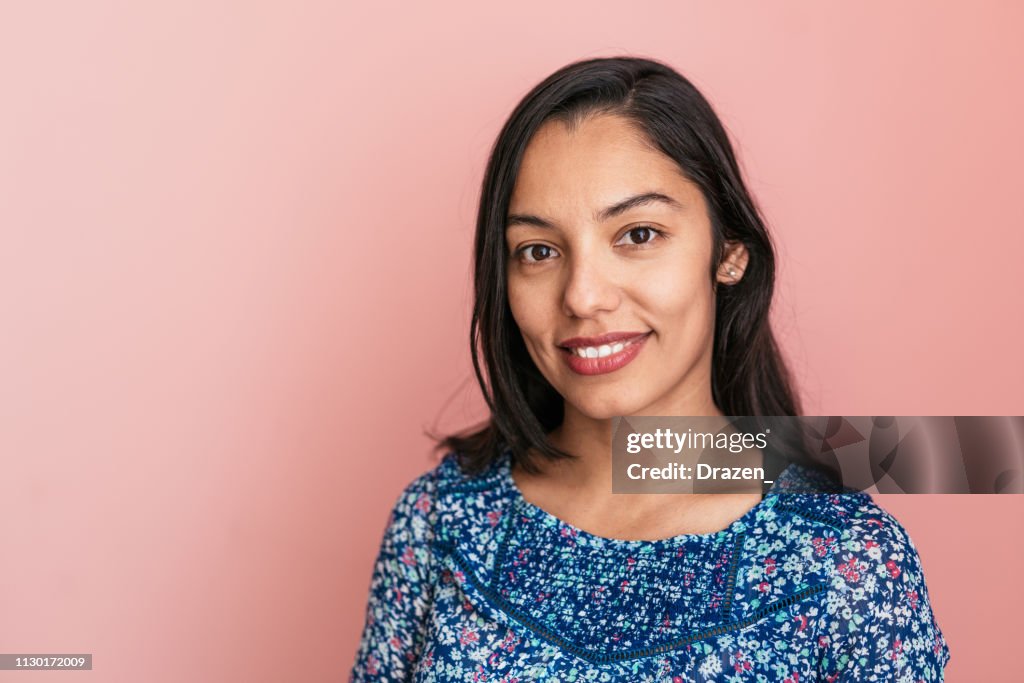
<box><xmin>509</xmin><ymin>114</ymin><xmax>698</xmax><ymax>214</ymax></box>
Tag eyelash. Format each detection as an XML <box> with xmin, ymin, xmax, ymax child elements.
<box><xmin>513</xmin><ymin>225</ymin><xmax>667</xmax><ymax>264</ymax></box>
<box><xmin>617</xmin><ymin>224</ymin><xmax>666</xmax><ymax>249</ymax></box>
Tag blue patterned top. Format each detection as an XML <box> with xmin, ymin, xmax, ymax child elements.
<box><xmin>350</xmin><ymin>449</ymin><xmax>951</xmax><ymax>681</ymax></box>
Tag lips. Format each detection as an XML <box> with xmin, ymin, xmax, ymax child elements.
<box><xmin>558</xmin><ymin>331</ymin><xmax>652</xmax><ymax>376</ymax></box>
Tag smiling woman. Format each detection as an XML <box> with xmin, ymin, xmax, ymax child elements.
<box><xmin>504</xmin><ymin>113</ymin><xmax>745</xmax><ymax>422</ymax></box>
<box><xmin>350</xmin><ymin>57</ymin><xmax>951</xmax><ymax>682</ymax></box>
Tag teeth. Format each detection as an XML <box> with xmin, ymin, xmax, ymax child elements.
<box><xmin>573</xmin><ymin>341</ymin><xmax>630</xmax><ymax>358</ymax></box>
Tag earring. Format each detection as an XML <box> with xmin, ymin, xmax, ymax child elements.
<box><xmin>728</xmin><ymin>268</ymin><xmax>736</xmax><ymax>277</ymax></box>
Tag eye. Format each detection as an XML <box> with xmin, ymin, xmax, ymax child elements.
<box><xmin>515</xmin><ymin>243</ymin><xmax>560</xmax><ymax>264</ymax></box>
<box><xmin>616</xmin><ymin>225</ymin><xmax>664</xmax><ymax>248</ymax></box>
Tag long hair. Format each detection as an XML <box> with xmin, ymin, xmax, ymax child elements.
<box><xmin>438</xmin><ymin>56</ymin><xmax>804</xmax><ymax>477</ymax></box>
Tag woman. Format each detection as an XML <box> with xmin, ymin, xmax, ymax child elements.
<box><xmin>350</xmin><ymin>57</ymin><xmax>950</xmax><ymax>682</ymax></box>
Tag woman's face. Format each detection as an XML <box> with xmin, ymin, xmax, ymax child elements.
<box><xmin>505</xmin><ymin>113</ymin><xmax>745</xmax><ymax>420</ymax></box>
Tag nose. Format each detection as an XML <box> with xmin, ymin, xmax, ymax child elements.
<box><xmin>561</xmin><ymin>252</ymin><xmax>621</xmax><ymax>319</ymax></box>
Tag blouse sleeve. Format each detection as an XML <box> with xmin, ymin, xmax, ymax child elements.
<box><xmin>349</xmin><ymin>472</ymin><xmax>438</xmax><ymax>682</ymax></box>
<box><xmin>820</xmin><ymin>509</ymin><xmax>951</xmax><ymax>681</ymax></box>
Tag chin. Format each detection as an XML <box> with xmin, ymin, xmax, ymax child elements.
<box><xmin>566</xmin><ymin>390</ymin><xmax>648</xmax><ymax>421</ymax></box>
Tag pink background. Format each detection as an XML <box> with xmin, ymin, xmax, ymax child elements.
<box><xmin>1</xmin><ymin>2</ymin><xmax>1021</xmax><ymax>681</ymax></box>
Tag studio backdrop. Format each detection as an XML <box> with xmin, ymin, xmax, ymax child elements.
<box><xmin>1</xmin><ymin>1</ymin><xmax>1021</xmax><ymax>681</ymax></box>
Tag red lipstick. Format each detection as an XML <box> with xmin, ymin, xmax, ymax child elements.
<box><xmin>557</xmin><ymin>331</ymin><xmax>652</xmax><ymax>376</ymax></box>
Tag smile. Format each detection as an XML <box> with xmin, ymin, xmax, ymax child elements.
<box><xmin>557</xmin><ymin>331</ymin><xmax>652</xmax><ymax>376</ymax></box>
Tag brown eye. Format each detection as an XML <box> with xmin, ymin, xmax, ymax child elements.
<box><xmin>628</xmin><ymin>227</ymin><xmax>653</xmax><ymax>244</ymax></box>
<box><xmin>520</xmin><ymin>244</ymin><xmax>557</xmax><ymax>263</ymax></box>
<box><xmin>618</xmin><ymin>225</ymin><xmax>662</xmax><ymax>247</ymax></box>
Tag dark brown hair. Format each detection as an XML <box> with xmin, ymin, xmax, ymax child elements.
<box><xmin>437</xmin><ymin>56</ymin><xmax>803</xmax><ymax>476</ymax></box>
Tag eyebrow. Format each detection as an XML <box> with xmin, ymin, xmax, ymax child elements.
<box><xmin>505</xmin><ymin>191</ymin><xmax>685</xmax><ymax>230</ymax></box>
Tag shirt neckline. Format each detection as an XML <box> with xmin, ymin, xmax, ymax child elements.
<box><xmin>495</xmin><ymin>447</ymin><xmax>791</xmax><ymax>550</ymax></box>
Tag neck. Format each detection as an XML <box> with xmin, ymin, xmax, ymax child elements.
<box><xmin>543</xmin><ymin>385</ymin><xmax>724</xmax><ymax>489</ymax></box>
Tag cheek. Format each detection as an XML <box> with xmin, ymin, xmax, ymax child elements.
<box><xmin>635</xmin><ymin>255</ymin><xmax>714</xmax><ymax>323</ymax></box>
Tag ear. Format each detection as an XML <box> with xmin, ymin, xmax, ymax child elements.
<box><xmin>715</xmin><ymin>241</ymin><xmax>749</xmax><ymax>285</ymax></box>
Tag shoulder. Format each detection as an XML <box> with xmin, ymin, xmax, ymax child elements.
<box><xmin>390</xmin><ymin>449</ymin><xmax>505</xmax><ymax>500</ymax></box>
<box><xmin>764</xmin><ymin>463</ymin><xmax>947</xmax><ymax>612</ymax></box>
<box><xmin>769</xmin><ymin>464</ymin><xmax>935</xmax><ymax>586</ymax></box>
<box><xmin>383</xmin><ymin>450</ymin><xmax>510</xmax><ymax>538</ymax></box>
<box><xmin>792</xmin><ymin>481</ymin><xmax>933</xmax><ymax>591</ymax></box>
<box><xmin>823</xmin><ymin>490</ymin><xmax>938</xmax><ymax>603</ymax></box>
<box><xmin>767</xmin><ymin>462</ymin><xmax>919</xmax><ymax>546</ymax></box>
<box><xmin>383</xmin><ymin>453</ymin><xmax>456</xmax><ymax>529</ymax></box>
<box><xmin>788</xmin><ymin>483</ymin><xmax>952</xmax><ymax>677</ymax></box>
<box><xmin>380</xmin><ymin>449</ymin><xmax>523</xmax><ymax>582</ymax></box>
<box><xmin>736</xmin><ymin>464</ymin><xmax>911</xmax><ymax>611</ymax></box>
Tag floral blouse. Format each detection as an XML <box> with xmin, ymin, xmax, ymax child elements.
<box><xmin>350</xmin><ymin>448</ymin><xmax>951</xmax><ymax>681</ymax></box>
